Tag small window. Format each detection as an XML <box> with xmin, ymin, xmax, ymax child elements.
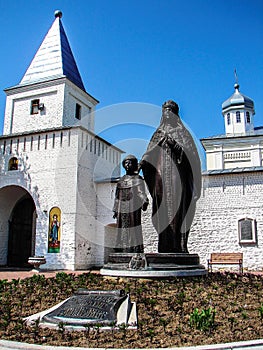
<box><xmin>52</xmin><ymin>134</ymin><xmax>55</xmax><ymax>148</ymax></box>
<box><xmin>227</xmin><ymin>113</ymin><xmax>231</xmax><ymax>125</ymax></box>
<box><xmin>8</xmin><ymin>157</ymin><xmax>18</xmax><ymax>171</ymax></box>
<box><xmin>75</xmin><ymin>103</ymin><xmax>81</xmax><ymax>120</ymax></box>
<box><xmin>60</xmin><ymin>132</ymin><xmax>63</xmax><ymax>147</ymax></box>
<box><xmin>45</xmin><ymin>135</ymin><xmax>48</xmax><ymax>149</ymax></box>
<box><xmin>90</xmin><ymin>139</ymin><xmax>93</xmax><ymax>152</ymax></box>
<box><xmin>238</xmin><ymin>218</ymin><xmax>257</xmax><ymax>244</ymax></box>
<box><xmin>31</xmin><ymin>99</ymin><xmax>40</xmax><ymax>114</ymax></box>
<box><xmin>236</xmin><ymin>111</ymin><xmax>241</xmax><ymax>123</ymax></box>
<box><xmin>246</xmin><ymin>111</ymin><xmax>250</xmax><ymax>123</ymax></box>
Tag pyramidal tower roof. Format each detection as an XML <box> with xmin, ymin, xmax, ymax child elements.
<box><xmin>20</xmin><ymin>10</ymin><xmax>85</xmax><ymax>91</ymax></box>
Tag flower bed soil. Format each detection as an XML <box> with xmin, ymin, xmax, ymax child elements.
<box><xmin>0</xmin><ymin>271</ymin><xmax>262</xmax><ymax>348</ymax></box>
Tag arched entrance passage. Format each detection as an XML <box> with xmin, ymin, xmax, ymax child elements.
<box><xmin>8</xmin><ymin>195</ymin><xmax>36</xmax><ymax>267</ymax></box>
<box><xmin>0</xmin><ymin>186</ymin><xmax>36</xmax><ymax>267</ymax></box>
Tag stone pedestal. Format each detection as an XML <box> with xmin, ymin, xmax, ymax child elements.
<box><xmin>100</xmin><ymin>252</ymin><xmax>207</xmax><ymax>278</ymax></box>
<box><xmin>104</xmin><ymin>223</ymin><xmax>117</xmax><ymax>263</ymax></box>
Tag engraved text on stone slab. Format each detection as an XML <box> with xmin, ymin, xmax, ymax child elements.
<box><xmin>43</xmin><ymin>290</ymin><xmax>126</xmax><ymax>326</ymax></box>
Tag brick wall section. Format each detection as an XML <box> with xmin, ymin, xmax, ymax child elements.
<box><xmin>74</xmin><ymin>129</ymin><xmax>121</xmax><ymax>269</ymax></box>
<box><xmin>0</xmin><ymin>127</ymin><xmax>121</xmax><ymax>270</ymax></box>
<box><xmin>189</xmin><ymin>172</ymin><xmax>263</xmax><ymax>271</ymax></box>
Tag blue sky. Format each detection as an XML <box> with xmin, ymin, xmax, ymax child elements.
<box><xmin>0</xmin><ymin>0</ymin><xmax>262</xmax><ymax>166</ymax></box>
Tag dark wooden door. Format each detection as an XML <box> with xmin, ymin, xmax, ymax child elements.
<box><xmin>8</xmin><ymin>198</ymin><xmax>35</xmax><ymax>267</ymax></box>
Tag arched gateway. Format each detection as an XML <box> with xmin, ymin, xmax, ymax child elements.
<box><xmin>0</xmin><ymin>186</ymin><xmax>36</xmax><ymax>267</ymax></box>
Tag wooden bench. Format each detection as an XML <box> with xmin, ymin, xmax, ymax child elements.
<box><xmin>207</xmin><ymin>253</ymin><xmax>243</xmax><ymax>274</ymax></box>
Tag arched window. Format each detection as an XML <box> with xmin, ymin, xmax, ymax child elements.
<box><xmin>246</xmin><ymin>111</ymin><xmax>250</xmax><ymax>123</ymax></box>
<box><xmin>236</xmin><ymin>111</ymin><xmax>241</xmax><ymax>123</ymax></box>
<box><xmin>227</xmin><ymin>113</ymin><xmax>231</xmax><ymax>125</ymax></box>
<box><xmin>8</xmin><ymin>157</ymin><xmax>18</xmax><ymax>171</ymax></box>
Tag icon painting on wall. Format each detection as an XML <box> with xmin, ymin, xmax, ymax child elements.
<box><xmin>48</xmin><ymin>207</ymin><xmax>61</xmax><ymax>253</ymax></box>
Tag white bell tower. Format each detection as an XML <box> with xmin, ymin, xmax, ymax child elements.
<box><xmin>3</xmin><ymin>10</ymin><xmax>98</xmax><ymax>136</ymax></box>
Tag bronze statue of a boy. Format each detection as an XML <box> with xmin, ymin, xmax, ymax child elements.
<box><xmin>113</xmin><ymin>155</ymin><xmax>149</xmax><ymax>253</ymax></box>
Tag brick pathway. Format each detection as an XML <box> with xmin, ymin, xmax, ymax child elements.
<box><xmin>0</xmin><ymin>268</ymin><xmax>100</xmax><ymax>281</ymax></box>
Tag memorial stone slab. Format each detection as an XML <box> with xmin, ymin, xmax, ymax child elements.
<box><xmin>43</xmin><ymin>289</ymin><xmax>128</xmax><ymax>326</ymax></box>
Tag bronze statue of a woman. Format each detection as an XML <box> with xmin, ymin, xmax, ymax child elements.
<box><xmin>140</xmin><ymin>100</ymin><xmax>201</xmax><ymax>253</ymax></box>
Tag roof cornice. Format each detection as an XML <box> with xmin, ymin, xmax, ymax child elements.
<box><xmin>4</xmin><ymin>76</ymin><xmax>99</xmax><ymax>104</ymax></box>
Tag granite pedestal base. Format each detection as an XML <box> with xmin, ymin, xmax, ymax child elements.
<box><xmin>100</xmin><ymin>253</ymin><xmax>207</xmax><ymax>278</ymax></box>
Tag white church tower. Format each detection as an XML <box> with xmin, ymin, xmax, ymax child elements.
<box><xmin>222</xmin><ymin>83</ymin><xmax>255</xmax><ymax>135</ymax></box>
<box><xmin>201</xmin><ymin>80</ymin><xmax>263</xmax><ymax>170</ymax></box>
<box><xmin>0</xmin><ymin>11</ymin><xmax>122</xmax><ymax>270</ymax></box>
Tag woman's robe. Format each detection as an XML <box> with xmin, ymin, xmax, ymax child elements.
<box><xmin>140</xmin><ymin>117</ymin><xmax>201</xmax><ymax>253</ymax></box>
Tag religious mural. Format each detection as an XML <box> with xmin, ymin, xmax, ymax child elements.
<box><xmin>48</xmin><ymin>207</ymin><xmax>61</xmax><ymax>253</ymax></box>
